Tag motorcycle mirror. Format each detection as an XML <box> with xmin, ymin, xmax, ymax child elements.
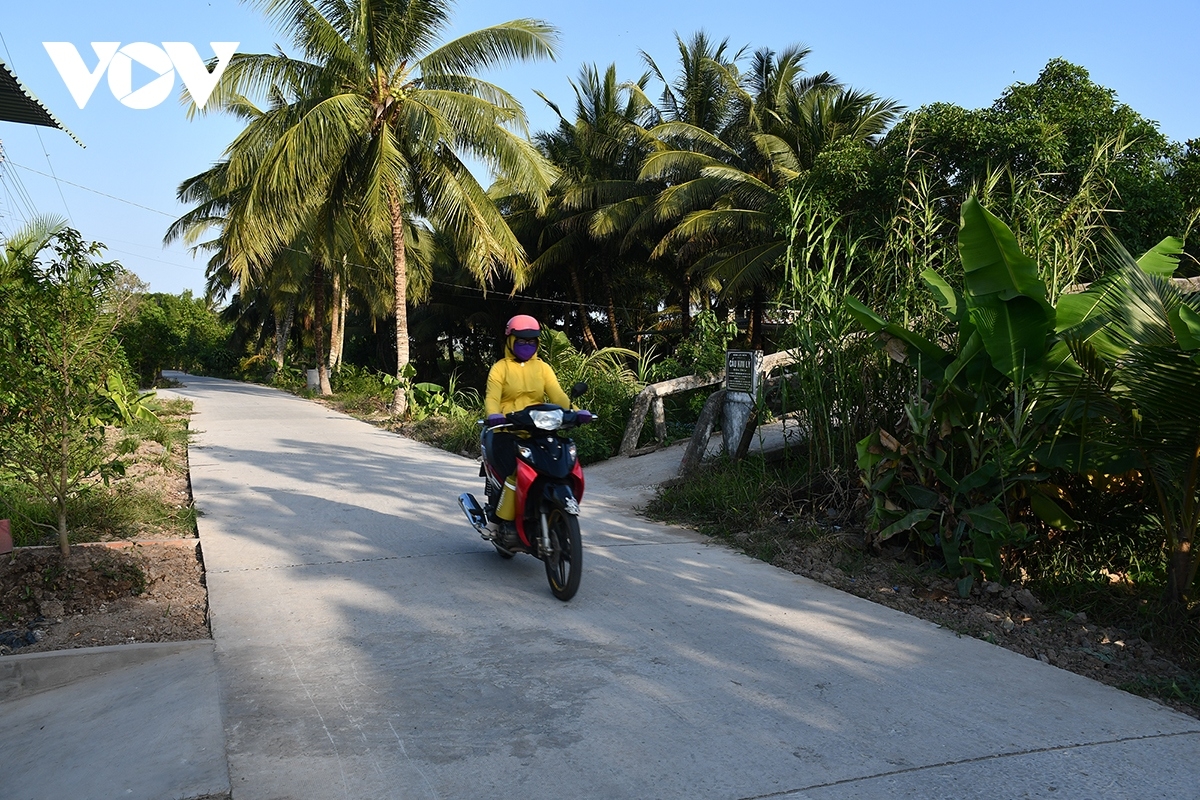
<box><xmin>570</xmin><ymin>381</ymin><xmax>588</xmax><ymax>399</ymax></box>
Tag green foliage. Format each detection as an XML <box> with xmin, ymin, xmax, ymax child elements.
<box><xmin>93</xmin><ymin>373</ymin><xmax>160</xmax><ymax>427</ymax></box>
<box><xmin>849</xmin><ymin>198</ymin><xmax>1064</xmax><ymax>591</ymax></box>
<box><xmin>1</xmin><ymin>395</ymin><xmax>195</xmax><ymax>548</ymax></box>
<box><xmin>879</xmin><ymin>59</ymin><xmax>1183</xmax><ymax>256</ymax></box>
<box><xmin>851</xmin><ymin>196</ymin><xmax>1200</xmax><ymax>603</ymax></box>
<box><xmin>776</xmin><ymin>189</ymin><xmax>917</xmax><ymax>474</ymax></box>
<box><xmin>117</xmin><ymin>291</ymin><xmax>235</xmax><ymax>385</ymax></box>
<box><xmin>327</xmin><ymin>363</ymin><xmax>391</xmax><ymax>397</ymax></box>
<box><xmin>647</xmin><ymin>454</ymin><xmax>824</xmax><ymax>542</ymax></box>
<box><xmin>1046</xmin><ymin>243</ymin><xmax>1200</xmax><ymax>603</ymax></box>
<box><xmin>0</xmin><ymin>226</ymin><xmax>135</xmax><ymax>555</ymax></box>
<box><xmin>0</xmin><ymin>479</ymin><xmax>197</xmax><ymax>548</ymax></box>
<box><xmin>406</xmin><ymin>373</ymin><xmax>481</xmax><ymax>422</ymax></box>
<box><xmin>650</xmin><ymin>309</ymin><xmax>738</xmax><ymax>381</ymax></box>
<box><xmin>400</xmin><ymin>415</ymin><xmax>482</xmax><ymax>456</ymax></box>
<box><xmin>537</xmin><ymin>329</ymin><xmax>642</xmax><ymax>462</ymax></box>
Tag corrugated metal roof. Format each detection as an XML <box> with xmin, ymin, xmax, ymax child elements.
<box><xmin>0</xmin><ymin>58</ymin><xmax>82</xmax><ymax>146</ymax></box>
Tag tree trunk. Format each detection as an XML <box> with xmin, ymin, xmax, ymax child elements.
<box><xmin>337</xmin><ymin>285</ymin><xmax>347</xmax><ymax>367</ymax></box>
<box><xmin>58</xmin><ymin>412</ymin><xmax>70</xmax><ymax>557</ymax></box>
<box><xmin>680</xmin><ymin>273</ymin><xmax>693</xmax><ymax>339</ymax></box>
<box><xmin>568</xmin><ymin>264</ymin><xmax>598</xmax><ymax>350</ymax></box>
<box><xmin>313</xmin><ymin>260</ymin><xmax>332</xmax><ymax>396</ymax></box>
<box><xmin>749</xmin><ymin>284</ymin><xmax>764</xmax><ymax>351</ymax></box>
<box><xmin>1165</xmin><ymin>541</ymin><xmax>1194</xmax><ymax>604</ymax></box>
<box><xmin>328</xmin><ymin>270</ymin><xmax>346</xmax><ymax>372</ymax></box>
<box><xmin>390</xmin><ymin>195</ymin><xmax>409</xmax><ymax>417</ymax></box>
<box><xmin>603</xmin><ymin>272</ymin><xmax>621</xmax><ymax>347</ymax></box>
<box><xmin>273</xmin><ymin>295</ymin><xmax>296</xmax><ymax>373</ymax></box>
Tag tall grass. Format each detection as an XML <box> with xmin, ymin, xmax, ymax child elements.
<box><xmin>972</xmin><ymin>137</ymin><xmax>1123</xmax><ymax>298</ymax></box>
<box><xmin>777</xmin><ymin>188</ymin><xmax>924</xmax><ymax>475</ymax></box>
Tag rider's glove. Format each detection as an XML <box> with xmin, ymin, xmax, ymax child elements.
<box><xmin>485</xmin><ymin>414</ymin><xmax>506</xmax><ymax>427</ymax></box>
<box><xmin>575</xmin><ymin>410</ymin><xmax>594</xmax><ymax>424</ymax></box>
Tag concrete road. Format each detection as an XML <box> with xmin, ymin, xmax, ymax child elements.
<box><xmin>170</xmin><ymin>374</ymin><xmax>1199</xmax><ymax>800</ymax></box>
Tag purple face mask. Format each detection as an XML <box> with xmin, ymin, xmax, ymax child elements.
<box><xmin>513</xmin><ymin>340</ymin><xmax>538</xmax><ymax>362</ymax></box>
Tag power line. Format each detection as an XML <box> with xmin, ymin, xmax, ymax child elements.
<box><xmin>0</xmin><ymin>143</ymin><xmax>39</xmax><ymax>229</ymax></box>
<box><xmin>5</xmin><ymin>161</ymin><xmax>178</xmax><ymax>218</ymax></box>
<box><xmin>103</xmin><ymin>246</ymin><xmax>207</xmax><ymax>272</ymax></box>
<box><xmin>0</xmin><ymin>31</ymin><xmax>71</xmax><ymax>224</ymax></box>
<box><xmin>5</xmin><ymin>159</ymin><xmax>643</xmax><ymax>314</ymax></box>
<box><xmin>34</xmin><ymin>128</ymin><xmax>73</xmax><ymax>223</ymax></box>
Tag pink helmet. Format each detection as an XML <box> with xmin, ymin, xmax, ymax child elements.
<box><xmin>505</xmin><ymin>314</ymin><xmax>541</xmax><ymax>339</ymax></box>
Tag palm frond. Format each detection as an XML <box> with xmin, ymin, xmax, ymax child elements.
<box><xmin>420</xmin><ymin>19</ymin><xmax>558</xmax><ymax>76</ymax></box>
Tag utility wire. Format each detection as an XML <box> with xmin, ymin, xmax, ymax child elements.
<box><xmin>6</xmin><ymin>161</ymin><xmax>177</xmax><ymax>218</ymax></box>
<box><xmin>34</xmin><ymin>128</ymin><xmax>73</xmax><ymax>223</ymax></box>
<box><xmin>7</xmin><ymin>160</ymin><xmax>643</xmax><ymax>315</ymax></box>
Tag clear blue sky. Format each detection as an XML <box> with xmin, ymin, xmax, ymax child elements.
<box><xmin>2</xmin><ymin>0</ymin><xmax>1198</xmax><ymax>295</ymax></box>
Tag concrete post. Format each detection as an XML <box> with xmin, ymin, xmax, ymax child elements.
<box><xmin>722</xmin><ymin>391</ymin><xmax>754</xmax><ymax>457</ymax></box>
<box><xmin>722</xmin><ymin>350</ymin><xmax>762</xmax><ymax>457</ymax></box>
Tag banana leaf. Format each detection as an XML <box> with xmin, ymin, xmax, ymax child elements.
<box><xmin>1136</xmin><ymin>236</ymin><xmax>1184</xmax><ymax>278</ymax></box>
<box><xmin>878</xmin><ymin>508</ymin><xmax>935</xmax><ymax>542</ymax></box>
<box><xmin>958</xmin><ymin>197</ymin><xmax>1050</xmax><ymax>305</ymax></box>
<box><xmin>967</xmin><ymin>294</ymin><xmax>1053</xmax><ymax>384</ymax></box>
<box><xmin>1169</xmin><ymin>304</ymin><xmax>1200</xmax><ymax>351</ymax></box>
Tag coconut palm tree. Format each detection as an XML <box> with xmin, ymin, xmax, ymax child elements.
<box><xmin>205</xmin><ymin>0</ymin><xmax>559</xmax><ymax>411</ymax></box>
<box><xmin>628</xmin><ymin>32</ymin><xmax>746</xmax><ymax>338</ymax></box>
<box><xmin>639</xmin><ymin>46</ymin><xmax>900</xmax><ymax>347</ymax></box>
<box><xmin>1053</xmin><ymin>244</ymin><xmax>1200</xmax><ymax>603</ymax></box>
<box><xmin>506</xmin><ymin>63</ymin><xmax>658</xmax><ymax>348</ymax></box>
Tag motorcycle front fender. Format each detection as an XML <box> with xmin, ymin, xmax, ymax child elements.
<box><xmin>543</xmin><ymin>482</ymin><xmax>580</xmax><ymax>516</ymax></box>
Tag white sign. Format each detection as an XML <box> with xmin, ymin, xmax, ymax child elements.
<box><xmin>43</xmin><ymin>41</ymin><xmax>238</xmax><ymax>110</ymax></box>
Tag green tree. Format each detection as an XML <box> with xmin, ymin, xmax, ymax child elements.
<box><xmin>518</xmin><ymin>62</ymin><xmax>659</xmax><ymax>348</ymax></box>
<box><xmin>883</xmin><ymin>59</ymin><xmax>1181</xmax><ymax>255</ymax></box>
<box><xmin>206</xmin><ymin>0</ymin><xmax>559</xmax><ymax>412</ymax></box>
<box><xmin>117</xmin><ymin>291</ymin><xmax>234</xmax><ymax>385</ymax></box>
<box><xmin>0</xmin><ymin>225</ymin><xmax>133</xmax><ymax>556</ymax></box>
<box><xmin>641</xmin><ymin>46</ymin><xmax>899</xmax><ymax>347</ymax></box>
<box><xmin>1050</xmin><ymin>240</ymin><xmax>1200</xmax><ymax>603</ymax></box>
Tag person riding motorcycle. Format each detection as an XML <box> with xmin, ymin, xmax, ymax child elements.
<box><xmin>482</xmin><ymin>315</ymin><xmax>574</xmax><ymax>547</ymax></box>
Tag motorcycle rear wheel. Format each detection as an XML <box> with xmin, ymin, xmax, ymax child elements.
<box><xmin>543</xmin><ymin>508</ymin><xmax>582</xmax><ymax>601</ymax></box>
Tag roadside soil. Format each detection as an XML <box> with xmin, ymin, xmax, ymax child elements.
<box><xmin>723</xmin><ymin>524</ymin><xmax>1200</xmax><ymax>720</ymax></box>
<box><xmin>0</xmin><ymin>421</ymin><xmax>209</xmax><ymax>656</ymax></box>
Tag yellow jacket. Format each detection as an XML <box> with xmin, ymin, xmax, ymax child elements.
<box><xmin>485</xmin><ymin>340</ymin><xmax>570</xmax><ymax>415</ymax></box>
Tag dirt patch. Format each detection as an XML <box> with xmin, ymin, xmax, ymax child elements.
<box><xmin>0</xmin><ymin>541</ymin><xmax>209</xmax><ymax>654</ymax></box>
<box><xmin>740</xmin><ymin>527</ymin><xmax>1200</xmax><ymax>720</ymax></box>
<box><xmin>0</xmin><ymin>408</ymin><xmax>210</xmax><ymax>656</ymax></box>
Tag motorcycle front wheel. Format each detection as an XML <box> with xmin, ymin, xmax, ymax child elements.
<box><xmin>543</xmin><ymin>508</ymin><xmax>582</xmax><ymax>601</ymax></box>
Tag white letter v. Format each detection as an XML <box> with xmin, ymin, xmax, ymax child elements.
<box><xmin>43</xmin><ymin>42</ymin><xmax>119</xmax><ymax>109</ymax></box>
<box><xmin>163</xmin><ymin>42</ymin><xmax>238</xmax><ymax>110</ymax></box>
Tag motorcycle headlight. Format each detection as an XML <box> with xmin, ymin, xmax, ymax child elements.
<box><xmin>566</xmin><ymin>442</ymin><xmax>577</xmax><ymax>464</ymax></box>
<box><xmin>518</xmin><ymin>445</ymin><xmax>533</xmax><ymax>460</ymax></box>
<box><xmin>529</xmin><ymin>409</ymin><xmax>563</xmax><ymax>431</ymax></box>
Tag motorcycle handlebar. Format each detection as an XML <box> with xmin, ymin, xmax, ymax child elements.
<box><xmin>477</xmin><ymin>412</ymin><xmax>596</xmax><ymax>430</ymax></box>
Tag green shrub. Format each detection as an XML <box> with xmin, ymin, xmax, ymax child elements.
<box><xmin>117</xmin><ymin>291</ymin><xmax>234</xmax><ymax>385</ymax></box>
<box><xmin>537</xmin><ymin>329</ymin><xmax>642</xmax><ymax>463</ymax></box>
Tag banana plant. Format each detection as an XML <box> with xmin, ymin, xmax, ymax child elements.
<box><xmin>848</xmin><ymin>197</ymin><xmax>1067</xmax><ymax>593</ymax></box>
<box><xmin>92</xmin><ymin>373</ymin><xmax>159</xmax><ymax>427</ymax></box>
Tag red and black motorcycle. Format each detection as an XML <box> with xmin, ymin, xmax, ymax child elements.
<box><xmin>458</xmin><ymin>401</ymin><xmax>593</xmax><ymax>601</ymax></box>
